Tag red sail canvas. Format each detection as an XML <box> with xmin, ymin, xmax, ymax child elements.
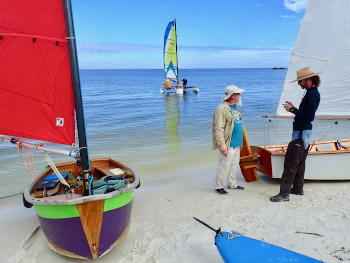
<box><xmin>0</xmin><ymin>0</ymin><xmax>75</xmax><ymax>145</ymax></box>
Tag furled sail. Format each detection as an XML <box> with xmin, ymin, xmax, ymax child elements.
<box><xmin>0</xmin><ymin>0</ymin><xmax>75</xmax><ymax>145</ymax></box>
<box><xmin>277</xmin><ymin>0</ymin><xmax>350</xmax><ymax>117</ymax></box>
<box><xmin>164</xmin><ymin>20</ymin><xmax>178</xmax><ymax>80</ymax></box>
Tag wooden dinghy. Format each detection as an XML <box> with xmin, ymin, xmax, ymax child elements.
<box><xmin>240</xmin><ymin>0</ymin><xmax>350</xmax><ymax>181</ymax></box>
<box><xmin>250</xmin><ymin>139</ymin><xmax>350</xmax><ymax>180</ymax></box>
<box><xmin>240</xmin><ymin>128</ymin><xmax>350</xmax><ymax>181</ymax></box>
<box><xmin>24</xmin><ymin>158</ymin><xmax>140</xmax><ymax>260</ymax></box>
<box><xmin>0</xmin><ymin>1</ymin><xmax>140</xmax><ymax>260</ymax></box>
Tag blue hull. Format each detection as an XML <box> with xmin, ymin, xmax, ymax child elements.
<box><xmin>215</xmin><ymin>231</ymin><xmax>323</xmax><ymax>263</ymax></box>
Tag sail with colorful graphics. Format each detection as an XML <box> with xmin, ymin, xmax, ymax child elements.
<box><xmin>0</xmin><ymin>0</ymin><xmax>139</xmax><ymax>259</ymax></box>
<box><xmin>161</xmin><ymin>19</ymin><xmax>198</xmax><ymax>95</ymax></box>
<box><xmin>163</xmin><ymin>20</ymin><xmax>178</xmax><ymax>81</ymax></box>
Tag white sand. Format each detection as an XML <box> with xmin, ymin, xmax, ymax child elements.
<box><xmin>1</xmin><ymin>162</ymin><xmax>350</xmax><ymax>263</ymax></box>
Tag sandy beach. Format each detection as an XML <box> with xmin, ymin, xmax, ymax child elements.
<box><xmin>1</xmin><ymin>161</ymin><xmax>350</xmax><ymax>263</ymax></box>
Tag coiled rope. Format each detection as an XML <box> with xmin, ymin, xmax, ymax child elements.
<box><xmin>16</xmin><ymin>140</ymin><xmax>36</xmax><ymax>182</ymax></box>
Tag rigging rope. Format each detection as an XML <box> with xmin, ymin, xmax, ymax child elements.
<box><xmin>316</xmin><ymin>121</ymin><xmax>339</xmax><ymax>142</ymax></box>
<box><xmin>264</xmin><ymin>119</ymin><xmax>344</xmax><ymax>145</ymax></box>
<box><xmin>264</xmin><ymin>118</ymin><xmax>287</xmax><ymax>146</ymax></box>
<box><xmin>16</xmin><ymin>140</ymin><xmax>35</xmax><ymax>182</ymax></box>
<box><xmin>88</xmin><ymin>174</ymin><xmax>94</xmax><ymax>196</ymax></box>
<box><xmin>43</xmin><ymin>152</ymin><xmax>70</xmax><ymax>187</ymax></box>
<box><xmin>0</xmin><ymin>192</ymin><xmax>23</xmax><ymax>200</ymax></box>
<box><xmin>57</xmin><ymin>167</ymin><xmax>81</xmax><ymax>189</ymax></box>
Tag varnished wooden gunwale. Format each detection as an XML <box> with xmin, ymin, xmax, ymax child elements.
<box><xmin>260</xmin><ymin>138</ymin><xmax>350</xmax><ymax>156</ymax></box>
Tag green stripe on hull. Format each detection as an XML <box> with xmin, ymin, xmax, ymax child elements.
<box><xmin>34</xmin><ymin>190</ymin><xmax>134</xmax><ymax>219</ymax></box>
<box><xmin>34</xmin><ymin>203</ymin><xmax>79</xmax><ymax>219</ymax></box>
<box><xmin>104</xmin><ymin>190</ymin><xmax>133</xmax><ymax>212</ymax></box>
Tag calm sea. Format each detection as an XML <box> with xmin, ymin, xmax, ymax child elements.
<box><xmin>0</xmin><ymin>69</ymin><xmax>348</xmax><ymax>199</ymax></box>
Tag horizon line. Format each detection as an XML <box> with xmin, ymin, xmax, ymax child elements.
<box><xmin>79</xmin><ymin>67</ymin><xmax>288</xmax><ymax>70</ymax></box>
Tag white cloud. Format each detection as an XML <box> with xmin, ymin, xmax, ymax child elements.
<box><xmin>281</xmin><ymin>15</ymin><xmax>295</xmax><ymax>19</ymax></box>
<box><xmin>77</xmin><ymin>42</ymin><xmax>161</xmax><ymax>53</ymax></box>
<box><xmin>179</xmin><ymin>48</ymin><xmax>292</xmax><ymax>68</ymax></box>
<box><xmin>209</xmin><ymin>49</ymin><xmax>289</xmax><ymax>60</ymax></box>
<box><xmin>284</xmin><ymin>0</ymin><xmax>308</xmax><ymax>13</ymax></box>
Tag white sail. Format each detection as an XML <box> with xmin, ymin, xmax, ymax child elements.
<box><xmin>277</xmin><ymin>0</ymin><xmax>350</xmax><ymax>117</ymax></box>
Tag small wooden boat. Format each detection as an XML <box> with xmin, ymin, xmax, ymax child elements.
<box><xmin>0</xmin><ymin>0</ymin><xmax>139</xmax><ymax>260</ymax></box>
<box><xmin>240</xmin><ymin>0</ymin><xmax>350</xmax><ymax>181</ymax></box>
<box><xmin>24</xmin><ymin>158</ymin><xmax>140</xmax><ymax>259</ymax></box>
<box><xmin>250</xmin><ymin>139</ymin><xmax>350</xmax><ymax>180</ymax></box>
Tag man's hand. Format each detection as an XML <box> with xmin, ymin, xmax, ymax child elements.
<box><xmin>284</xmin><ymin>101</ymin><xmax>295</xmax><ymax>112</ymax></box>
<box><xmin>221</xmin><ymin>149</ymin><xmax>229</xmax><ymax>157</ymax></box>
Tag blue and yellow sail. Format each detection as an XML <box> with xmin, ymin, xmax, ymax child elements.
<box><xmin>164</xmin><ymin>20</ymin><xmax>178</xmax><ymax>80</ymax></box>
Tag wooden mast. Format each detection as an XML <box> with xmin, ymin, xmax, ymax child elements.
<box><xmin>63</xmin><ymin>0</ymin><xmax>91</xmax><ymax>196</ymax></box>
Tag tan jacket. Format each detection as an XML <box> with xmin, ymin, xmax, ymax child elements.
<box><xmin>212</xmin><ymin>101</ymin><xmax>242</xmax><ymax>151</ymax></box>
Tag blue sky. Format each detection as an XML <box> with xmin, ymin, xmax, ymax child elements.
<box><xmin>71</xmin><ymin>0</ymin><xmax>308</xmax><ymax>69</ymax></box>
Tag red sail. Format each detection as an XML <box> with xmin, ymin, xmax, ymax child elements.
<box><xmin>0</xmin><ymin>0</ymin><xmax>75</xmax><ymax>145</ymax></box>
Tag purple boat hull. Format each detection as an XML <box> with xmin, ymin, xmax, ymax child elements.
<box><xmin>38</xmin><ymin>201</ymin><xmax>132</xmax><ymax>259</ymax></box>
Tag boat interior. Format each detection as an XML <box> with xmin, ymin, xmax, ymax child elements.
<box><xmin>261</xmin><ymin>138</ymin><xmax>350</xmax><ymax>155</ymax></box>
<box><xmin>29</xmin><ymin>158</ymin><xmax>137</xmax><ymax>200</ymax></box>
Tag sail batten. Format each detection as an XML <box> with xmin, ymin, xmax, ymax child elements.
<box><xmin>0</xmin><ymin>0</ymin><xmax>75</xmax><ymax>145</ymax></box>
<box><xmin>0</xmin><ymin>33</ymin><xmax>68</xmax><ymax>42</ymax></box>
<box><xmin>277</xmin><ymin>0</ymin><xmax>350</xmax><ymax>117</ymax></box>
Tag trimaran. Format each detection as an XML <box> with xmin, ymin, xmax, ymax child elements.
<box><xmin>161</xmin><ymin>19</ymin><xmax>199</xmax><ymax>95</ymax></box>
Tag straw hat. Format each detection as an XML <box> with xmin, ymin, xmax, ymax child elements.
<box><xmin>291</xmin><ymin>67</ymin><xmax>323</xmax><ymax>83</ymax></box>
<box><xmin>222</xmin><ymin>85</ymin><xmax>245</xmax><ymax>101</ymax></box>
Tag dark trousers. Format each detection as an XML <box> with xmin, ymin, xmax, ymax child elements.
<box><xmin>279</xmin><ymin>138</ymin><xmax>309</xmax><ymax>194</ymax></box>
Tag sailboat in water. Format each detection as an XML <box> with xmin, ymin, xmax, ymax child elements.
<box><xmin>240</xmin><ymin>0</ymin><xmax>350</xmax><ymax>182</ymax></box>
<box><xmin>0</xmin><ymin>0</ymin><xmax>139</xmax><ymax>260</ymax></box>
<box><xmin>161</xmin><ymin>19</ymin><xmax>199</xmax><ymax>95</ymax></box>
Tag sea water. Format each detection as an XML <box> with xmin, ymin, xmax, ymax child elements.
<box><xmin>0</xmin><ymin>69</ymin><xmax>348</xmax><ymax>199</ymax></box>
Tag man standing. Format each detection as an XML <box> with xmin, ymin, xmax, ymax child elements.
<box><xmin>212</xmin><ymin>85</ymin><xmax>245</xmax><ymax>195</ymax></box>
<box><xmin>270</xmin><ymin>67</ymin><xmax>321</xmax><ymax>202</ymax></box>
<box><xmin>182</xmin><ymin>77</ymin><xmax>188</xmax><ymax>87</ymax></box>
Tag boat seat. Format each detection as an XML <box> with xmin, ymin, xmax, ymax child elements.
<box><xmin>316</xmin><ymin>144</ymin><xmax>336</xmax><ymax>151</ymax></box>
<box><xmin>94</xmin><ymin>166</ymin><xmax>125</xmax><ymax>179</ymax></box>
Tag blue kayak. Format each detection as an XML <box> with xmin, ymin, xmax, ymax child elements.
<box><xmin>193</xmin><ymin>218</ymin><xmax>324</xmax><ymax>263</ymax></box>
<box><xmin>215</xmin><ymin>231</ymin><xmax>324</xmax><ymax>263</ymax></box>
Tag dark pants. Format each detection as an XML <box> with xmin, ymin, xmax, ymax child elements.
<box><xmin>279</xmin><ymin>138</ymin><xmax>309</xmax><ymax>194</ymax></box>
